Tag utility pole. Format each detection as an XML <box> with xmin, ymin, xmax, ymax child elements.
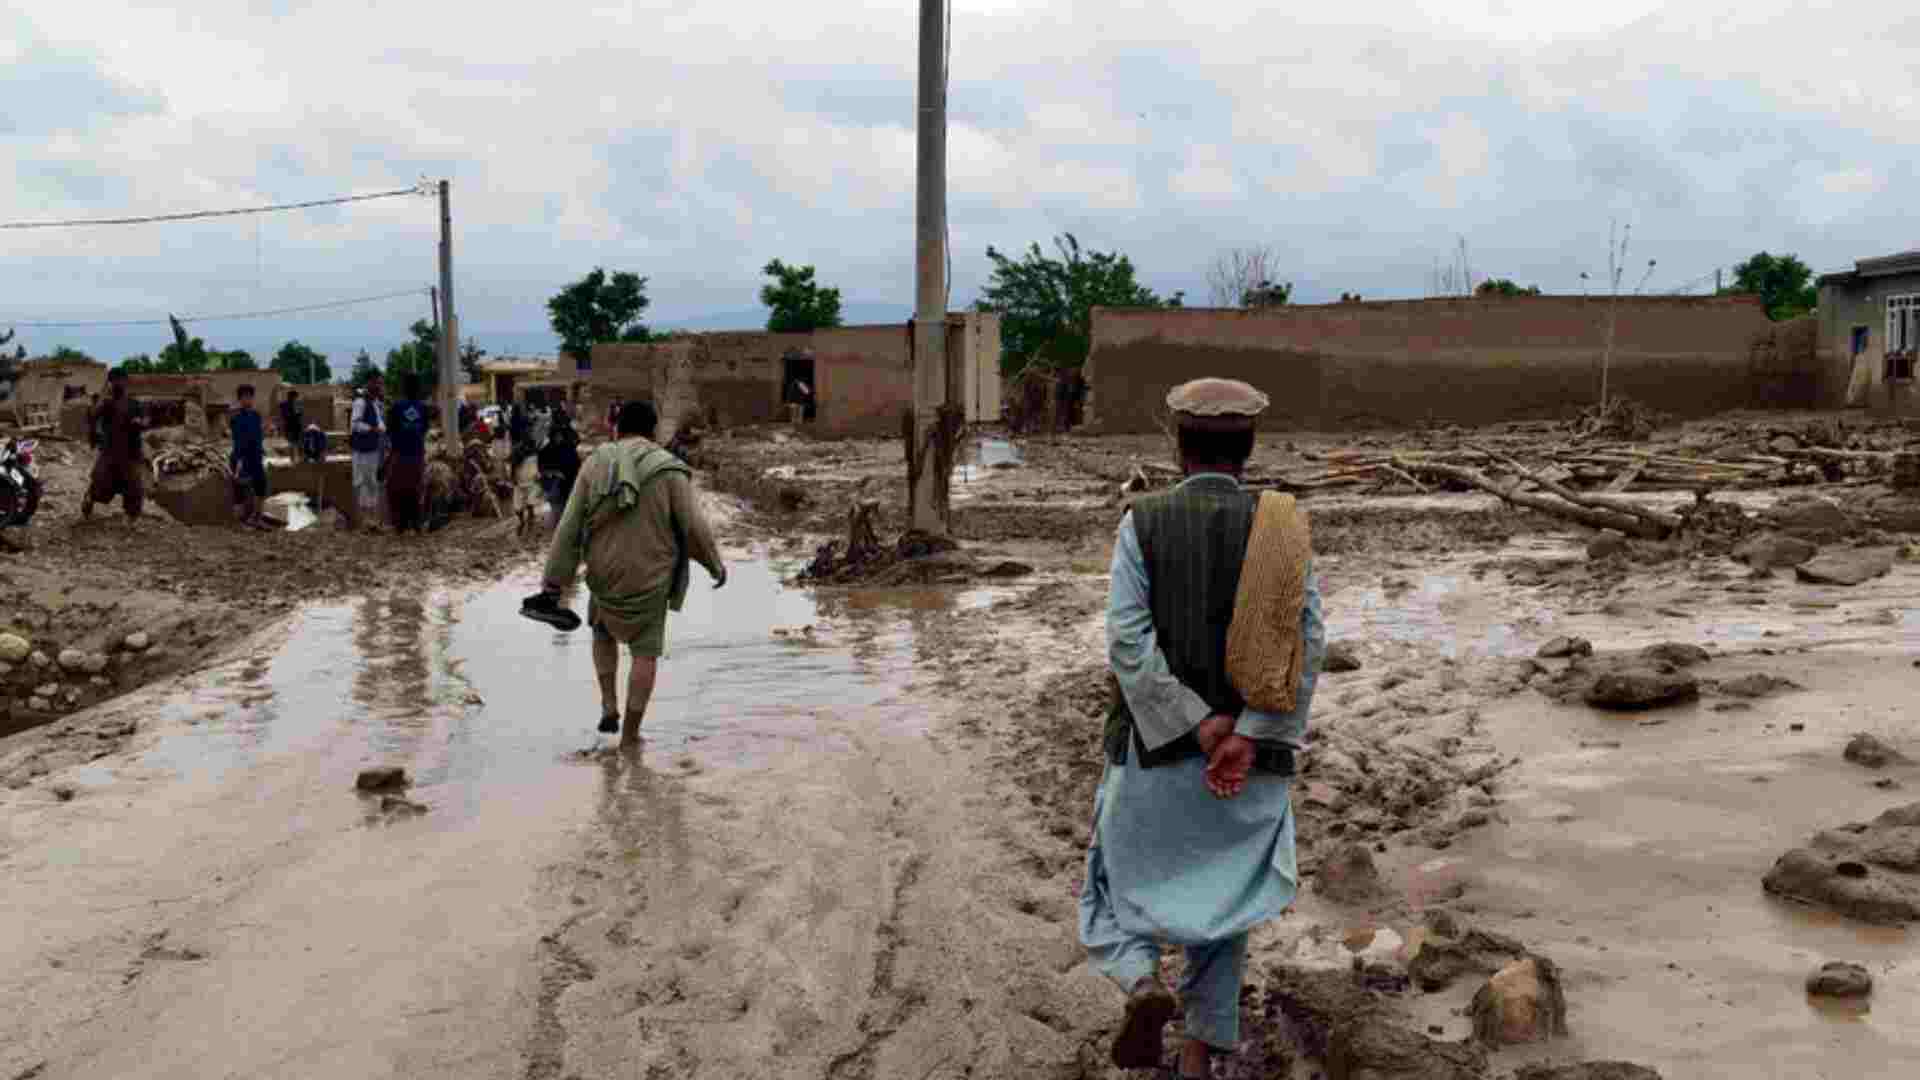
<box><xmin>907</xmin><ymin>0</ymin><xmax>950</xmax><ymax>534</ymax></box>
<box><xmin>436</xmin><ymin>181</ymin><xmax>459</xmax><ymax>441</ymax></box>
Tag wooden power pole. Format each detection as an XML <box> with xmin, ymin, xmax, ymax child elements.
<box><xmin>437</xmin><ymin>180</ymin><xmax>459</xmax><ymax>441</ymax></box>
<box><xmin>907</xmin><ymin>0</ymin><xmax>950</xmax><ymax>534</ymax></box>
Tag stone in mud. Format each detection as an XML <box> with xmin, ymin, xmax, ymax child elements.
<box><xmin>1407</xmin><ymin>940</ymin><xmax>1477</xmax><ymax>992</ymax></box>
<box><xmin>379</xmin><ymin>794</ymin><xmax>429</xmax><ymax>815</ymax></box>
<box><xmin>1733</xmin><ymin>532</ymin><xmax>1818</xmax><ymax>570</ymax></box>
<box><xmin>122</xmin><ymin>631</ymin><xmax>151</xmax><ymax>652</ymax></box>
<box><xmin>1767</xmin><ymin>494</ymin><xmax>1855</xmax><ymax>542</ymax></box>
<box><xmin>1469</xmin><ymin>955</ymin><xmax>1568</xmax><ymax>1045</ymax></box>
<box><xmin>81</xmin><ymin>653</ymin><xmax>108</xmax><ymax>675</ymax></box>
<box><xmin>354</xmin><ymin>766</ymin><xmax>410</xmax><ymax>792</ymax></box>
<box><xmin>1871</xmin><ymin>498</ymin><xmax>1920</xmax><ymax>533</ymax></box>
<box><xmin>1583</xmin><ymin>669</ymin><xmax>1699</xmax><ymax>710</ymax></box>
<box><xmin>1536</xmin><ymin>636</ymin><xmax>1593</xmax><ymax>660</ymax></box>
<box><xmin>27</xmin><ymin>696</ymin><xmax>48</xmax><ymax>711</ymax></box>
<box><xmin>1639</xmin><ymin>642</ymin><xmax>1710</xmax><ymax>667</ymax></box>
<box><xmin>1586</xmin><ymin>533</ymin><xmax>1629</xmax><ymax>560</ymax></box>
<box><xmin>1796</xmin><ymin>548</ymin><xmax>1896</xmax><ymax>586</ymax></box>
<box><xmin>1327</xmin><ymin>1020</ymin><xmax>1487</xmax><ymax>1080</ymax></box>
<box><xmin>1844</xmin><ymin>734</ymin><xmax>1907</xmax><ymax>769</ymax></box>
<box><xmin>0</xmin><ymin>633</ymin><xmax>29</xmax><ymax>663</ymax></box>
<box><xmin>1762</xmin><ymin>804</ymin><xmax>1920</xmax><ymax>923</ymax></box>
<box><xmin>1805</xmin><ymin>960</ymin><xmax>1872</xmax><ymax>999</ymax></box>
<box><xmin>1315</xmin><ymin>841</ymin><xmax>1383</xmax><ymax>903</ymax></box>
<box><xmin>1324</xmin><ymin>641</ymin><xmax>1363</xmax><ymax>673</ymax></box>
<box><xmin>57</xmin><ymin>648</ymin><xmax>87</xmax><ymax>672</ymax></box>
<box><xmin>29</xmin><ymin>650</ymin><xmax>49</xmax><ymax>668</ymax></box>
<box><xmin>1515</xmin><ymin>1065</ymin><xmax>1663</xmax><ymax>1080</ymax></box>
<box><xmin>1719</xmin><ymin>673</ymin><xmax>1801</xmax><ymax>699</ymax></box>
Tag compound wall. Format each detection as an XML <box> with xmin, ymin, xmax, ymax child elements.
<box><xmin>1083</xmin><ymin>296</ymin><xmax>1776</xmax><ymax>432</ymax></box>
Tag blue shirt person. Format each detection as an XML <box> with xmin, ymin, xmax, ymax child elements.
<box><xmin>228</xmin><ymin>385</ymin><xmax>270</xmax><ymax>527</ymax></box>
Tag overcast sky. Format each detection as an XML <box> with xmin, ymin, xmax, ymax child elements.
<box><xmin>3</xmin><ymin>0</ymin><xmax>1915</xmax><ymax>365</ymax></box>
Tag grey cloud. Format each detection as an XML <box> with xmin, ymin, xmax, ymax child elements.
<box><xmin>0</xmin><ymin>32</ymin><xmax>164</xmax><ymax>136</ymax></box>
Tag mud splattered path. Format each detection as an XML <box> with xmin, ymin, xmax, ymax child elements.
<box><xmin>0</xmin><ymin>542</ymin><xmax>1111</xmax><ymax>1080</ymax></box>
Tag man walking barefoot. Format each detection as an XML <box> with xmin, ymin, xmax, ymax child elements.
<box><xmin>1079</xmin><ymin>378</ymin><xmax>1324</xmax><ymax>1077</ymax></box>
<box><xmin>534</xmin><ymin>400</ymin><xmax>725</xmax><ymax>747</ymax></box>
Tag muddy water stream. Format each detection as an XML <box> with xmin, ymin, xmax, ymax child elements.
<box><xmin>0</xmin><ymin>548</ymin><xmax>1008</xmax><ymax>1079</ymax></box>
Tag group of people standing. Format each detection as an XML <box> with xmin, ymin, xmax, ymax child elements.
<box><xmin>346</xmin><ymin>372</ymin><xmax>440</xmax><ymax>533</ymax></box>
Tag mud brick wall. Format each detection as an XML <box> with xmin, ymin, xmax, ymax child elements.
<box><xmin>812</xmin><ymin>325</ymin><xmax>913</xmax><ymax>436</ymax></box>
<box><xmin>1083</xmin><ymin>296</ymin><xmax>1774</xmax><ymax>432</ymax></box>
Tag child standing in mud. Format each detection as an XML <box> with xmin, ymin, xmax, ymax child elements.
<box><xmin>1079</xmin><ymin>377</ymin><xmax>1323</xmax><ymax>1079</ymax></box>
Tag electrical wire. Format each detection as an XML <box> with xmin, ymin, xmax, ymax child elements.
<box><xmin>0</xmin><ymin>185</ymin><xmax>429</xmax><ymax>231</ymax></box>
<box><xmin>5</xmin><ymin>288</ymin><xmax>431</xmax><ymax>328</ymax></box>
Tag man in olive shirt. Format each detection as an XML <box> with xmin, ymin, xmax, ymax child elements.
<box><xmin>535</xmin><ymin>400</ymin><xmax>725</xmax><ymax>747</ymax></box>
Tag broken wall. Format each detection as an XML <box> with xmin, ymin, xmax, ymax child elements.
<box><xmin>1083</xmin><ymin>296</ymin><xmax>1776</xmax><ymax>432</ymax></box>
<box><xmin>1818</xmin><ymin>268</ymin><xmax>1920</xmax><ymax>416</ymax></box>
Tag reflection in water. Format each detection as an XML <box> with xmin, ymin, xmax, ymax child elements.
<box><xmin>594</xmin><ymin>749</ymin><xmax>689</xmax><ymax>883</ymax></box>
<box><xmin>350</xmin><ymin>593</ymin><xmax>436</xmax><ymax>758</ymax></box>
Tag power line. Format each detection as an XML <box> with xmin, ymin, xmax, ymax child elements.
<box><xmin>5</xmin><ymin>287</ymin><xmax>431</xmax><ymax>328</ymax></box>
<box><xmin>0</xmin><ymin>185</ymin><xmax>430</xmax><ymax>231</ymax></box>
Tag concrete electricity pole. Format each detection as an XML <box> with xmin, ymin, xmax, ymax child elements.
<box><xmin>907</xmin><ymin>0</ymin><xmax>950</xmax><ymax>533</ymax></box>
<box><xmin>437</xmin><ymin>180</ymin><xmax>459</xmax><ymax>441</ymax></box>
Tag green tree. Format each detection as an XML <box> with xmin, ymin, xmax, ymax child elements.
<box><xmin>384</xmin><ymin>319</ymin><xmax>439</xmax><ymax>390</ymax></box>
<box><xmin>1242</xmin><ymin>280</ymin><xmax>1291</xmax><ymax>307</ymax></box>
<box><xmin>547</xmin><ymin>268</ymin><xmax>650</xmax><ymax>367</ymax></box>
<box><xmin>212</xmin><ymin>349</ymin><xmax>257</xmax><ymax>370</ymax></box>
<box><xmin>459</xmin><ymin>338</ymin><xmax>487</xmax><ymax>384</ymax></box>
<box><xmin>118</xmin><ymin>353</ymin><xmax>155</xmax><ymax>374</ymax></box>
<box><xmin>158</xmin><ymin>336</ymin><xmax>210</xmax><ymax>372</ymax></box>
<box><xmin>1720</xmin><ymin>251</ymin><xmax>1817</xmax><ymax>321</ymax></box>
<box><xmin>974</xmin><ymin>234</ymin><xmax>1180</xmax><ymax>375</ymax></box>
<box><xmin>1476</xmin><ymin>279</ymin><xmax>1542</xmax><ymax>297</ymax></box>
<box><xmin>49</xmin><ymin>345</ymin><xmax>96</xmax><ymax>364</ymax></box>
<box><xmin>347</xmin><ymin>349</ymin><xmax>381</xmax><ymax>388</ymax></box>
<box><xmin>0</xmin><ymin>328</ymin><xmax>20</xmax><ymax>370</ymax></box>
<box><xmin>272</xmin><ymin>340</ymin><xmax>332</xmax><ymax>384</ymax></box>
<box><xmin>760</xmin><ymin>259</ymin><xmax>844</xmax><ymax>332</ymax></box>
<box><xmin>1339</xmin><ymin>292</ymin><xmax>1364</xmax><ymax>302</ymax></box>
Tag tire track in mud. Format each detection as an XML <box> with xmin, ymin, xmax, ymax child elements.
<box><xmin>523</xmin><ymin>916</ymin><xmax>596</xmax><ymax>1080</ymax></box>
<box><xmin>825</xmin><ymin>850</ymin><xmax>926</xmax><ymax>1080</ymax></box>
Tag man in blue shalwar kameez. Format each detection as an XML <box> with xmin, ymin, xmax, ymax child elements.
<box><xmin>1079</xmin><ymin>377</ymin><xmax>1324</xmax><ymax>1077</ymax></box>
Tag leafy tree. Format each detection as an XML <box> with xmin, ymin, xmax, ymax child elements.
<box><xmin>760</xmin><ymin>259</ymin><xmax>844</xmax><ymax>333</ymax></box>
<box><xmin>459</xmin><ymin>338</ymin><xmax>487</xmax><ymax>384</ymax></box>
<box><xmin>271</xmin><ymin>341</ymin><xmax>332</xmax><ymax>384</ymax></box>
<box><xmin>213</xmin><ymin>349</ymin><xmax>257</xmax><ymax>370</ymax></box>
<box><xmin>1242</xmin><ymin>280</ymin><xmax>1292</xmax><ymax>307</ymax></box>
<box><xmin>384</xmin><ymin>319</ymin><xmax>440</xmax><ymax>390</ymax></box>
<box><xmin>974</xmin><ymin>233</ymin><xmax>1180</xmax><ymax>375</ymax></box>
<box><xmin>547</xmin><ymin>268</ymin><xmax>650</xmax><ymax>367</ymax></box>
<box><xmin>49</xmin><ymin>345</ymin><xmax>96</xmax><ymax>364</ymax></box>
<box><xmin>0</xmin><ymin>328</ymin><xmax>20</xmax><ymax>373</ymax></box>
<box><xmin>348</xmin><ymin>349</ymin><xmax>381</xmax><ymax>388</ymax></box>
<box><xmin>1720</xmin><ymin>251</ymin><xmax>1817</xmax><ymax>321</ymax></box>
<box><xmin>118</xmin><ymin>353</ymin><xmax>155</xmax><ymax>374</ymax></box>
<box><xmin>158</xmin><ymin>336</ymin><xmax>209</xmax><ymax>372</ymax></box>
<box><xmin>1476</xmin><ymin>279</ymin><xmax>1542</xmax><ymax>297</ymax></box>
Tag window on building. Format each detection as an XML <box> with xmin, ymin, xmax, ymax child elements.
<box><xmin>1888</xmin><ymin>296</ymin><xmax>1919</xmax><ymax>380</ymax></box>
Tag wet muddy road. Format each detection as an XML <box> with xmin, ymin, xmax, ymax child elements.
<box><xmin>0</xmin><ymin>545</ymin><xmax>1106</xmax><ymax>1080</ymax></box>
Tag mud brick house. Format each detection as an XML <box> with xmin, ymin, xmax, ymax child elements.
<box><xmin>584</xmin><ymin>313</ymin><xmax>1002</xmax><ymax>440</ymax></box>
<box><xmin>1818</xmin><ymin>251</ymin><xmax>1920</xmax><ymax>416</ymax></box>
<box><xmin>8</xmin><ymin>357</ymin><xmax>109</xmax><ymax>430</ymax></box>
<box><xmin>1079</xmin><ymin>296</ymin><xmax>1779</xmax><ymax>432</ymax></box>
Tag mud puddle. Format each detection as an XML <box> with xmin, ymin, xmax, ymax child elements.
<box><xmin>0</xmin><ymin>547</ymin><xmax>1013</xmax><ymax>1079</ymax></box>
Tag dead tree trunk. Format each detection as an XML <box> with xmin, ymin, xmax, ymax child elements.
<box><xmin>1398</xmin><ymin>458</ymin><xmax>1677</xmax><ymax>539</ymax></box>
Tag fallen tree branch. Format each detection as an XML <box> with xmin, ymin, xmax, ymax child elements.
<box><xmin>1395</xmin><ymin>457</ymin><xmax>1674</xmax><ymax>539</ymax></box>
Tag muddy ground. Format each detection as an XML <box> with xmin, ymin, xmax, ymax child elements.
<box><xmin>5</xmin><ymin>412</ymin><xmax>1920</xmax><ymax>1079</ymax></box>
<box><xmin>0</xmin><ymin>436</ymin><xmax>547</xmax><ymax>767</ymax></box>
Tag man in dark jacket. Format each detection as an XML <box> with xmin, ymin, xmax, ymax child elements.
<box><xmin>83</xmin><ymin>369</ymin><xmax>145</xmax><ymax>521</ymax></box>
<box><xmin>538</xmin><ymin>411</ymin><xmax>583</xmax><ymax>529</ymax></box>
<box><xmin>384</xmin><ymin>373</ymin><xmax>432</xmax><ymax>534</ymax></box>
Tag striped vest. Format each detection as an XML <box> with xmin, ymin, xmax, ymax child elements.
<box><xmin>1104</xmin><ymin>475</ymin><xmax>1278</xmax><ymax>770</ymax></box>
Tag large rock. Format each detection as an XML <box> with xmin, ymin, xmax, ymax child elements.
<box><xmin>1586</xmin><ymin>533</ymin><xmax>1629</xmax><ymax>561</ymax></box>
<box><xmin>1869</xmin><ymin>496</ymin><xmax>1920</xmax><ymax>533</ymax></box>
<box><xmin>1583</xmin><ymin>669</ymin><xmax>1699</xmax><ymax>710</ymax></box>
<box><xmin>1733</xmin><ymin>532</ymin><xmax>1818</xmax><ymax>570</ymax></box>
<box><xmin>1805</xmin><ymin>960</ymin><xmax>1872</xmax><ymax>999</ymax></box>
<box><xmin>1515</xmin><ymin>1065</ymin><xmax>1663</xmax><ymax>1080</ymax></box>
<box><xmin>1796</xmin><ymin>548</ymin><xmax>1896</xmax><ymax>586</ymax></box>
<box><xmin>1767</xmin><ymin>495</ymin><xmax>1855</xmax><ymax>542</ymax></box>
<box><xmin>81</xmin><ymin>654</ymin><xmax>108</xmax><ymax>675</ymax></box>
<box><xmin>1469</xmin><ymin>955</ymin><xmax>1568</xmax><ymax>1045</ymax></box>
<box><xmin>56</xmin><ymin>648</ymin><xmax>87</xmax><ymax>672</ymax></box>
<box><xmin>123</xmin><ymin>631</ymin><xmax>151</xmax><ymax>652</ymax></box>
<box><xmin>1327</xmin><ymin>1021</ymin><xmax>1487</xmax><ymax>1080</ymax></box>
<box><xmin>1845</xmin><ymin>733</ymin><xmax>1908</xmax><ymax>769</ymax></box>
<box><xmin>0</xmin><ymin>633</ymin><xmax>29</xmax><ymax>663</ymax></box>
<box><xmin>1762</xmin><ymin>803</ymin><xmax>1920</xmax><ymax>923</ymax></box>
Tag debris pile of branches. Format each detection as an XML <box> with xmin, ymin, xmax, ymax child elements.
<box><xmin>801</xmin><ymin>499</ymin><xmax>967</xmax><ymax>583</ymax></box>
<box><xmin>1570</xmin><ymin>396</ymin><xmax>1663</xmax><ymax>442</ymax></box>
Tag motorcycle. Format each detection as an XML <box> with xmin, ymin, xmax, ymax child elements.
<box><xmin>0</xmin><ymin>437</ymin><xmax>43</xmax><ymax>527</ymax></box>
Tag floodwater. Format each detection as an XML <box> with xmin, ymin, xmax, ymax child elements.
<box><xmin>0</xmin><ymin>549</ymin><xmax>1019</xmax><ymax>1079</ymax></box>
